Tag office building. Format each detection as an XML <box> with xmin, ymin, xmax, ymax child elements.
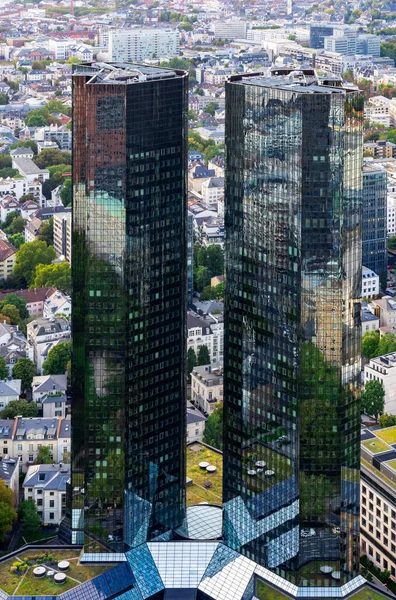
<box><xmin>223</xmin><ymin>69</ymin><xmax>363</xmax><ymax>584</ymax></box>
<box><xmin>362</xmin><ymin>163</ymin><xmax>387</xmax><ymax>280</ymax></box>
<box><xmin>310</xmin><ymin>24</ymin><xmax>335</xmax><ymax>49</ymax></box>
<box><xmin>214</xmin><ymin>21</ymin><xmax>247</xmax><ymax>40</ymax></box>
<box><xmin>107</xmin><ymin>29</ymin><xmax>179</xmax><ymax>62</ymax></box>
<box><xmin>361</xmin><ymin>426</ymin><xmax>396</xmax><ymax>581</ymax></box>
<box><xmin>67</xmin><ymin>62</ymin><xmax>188</xmax><ymax>552</ymax></box>
<box><xmin>364</xmin><ymin>352</ymin><xmax>396</xmax><ymax>414</ymax></box>
<box><xmin>324</xmin><ymin>32</ymin><xmax>380</xmax><ymax>57</ymax></box>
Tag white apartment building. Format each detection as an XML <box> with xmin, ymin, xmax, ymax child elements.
<box><xmin>23</xmin><ymin>463</ymin><xmax>69</xmax><ymax>525</ymax></box>
<box><xmin>371</xmin><ymin>297</ymin><xmax>396</xmax><ymax>327</ymax></box>
<box><xmin>201</xmin><ymin>177</ymin><xmax>224</xmax><ymax>208</ymax></box>
<box><xmin>0</xmin><ymin>176</ymin><xmax>42</xmax><ymax>204</ymax></box>
<box><xmin>48</xmin><ymin>39</ymin><xmax>70</xmax><ymax>61</ymax></box>
<box><xmin>191</xmin><ymin>363</ymin><xmax>223</xmax><ymax>415</ymax></box>
<box><xmin>186</xmin><ymin>401</ymin><xmax>206</xmax><ymax>444</ymax></box>
<box><xmin>43</xmin><ymin>289</ymin><xmax>71</xmax><ymax>320</ymax></box>
<box><xmin>364</xmin><ymin>96</ymin><xmax>392</xmax><ymax>127</ymax></box>
<box><xmin>187</xmin><ymin>312</ymin><xmax>223</xmax><ymax>364</ymax></box>
<box><xmin>388</xmin><ymin>192</ymin><xmax>396</xmax><ymax>236</ymax></box>
<box><xmin>107</xmin><ymin>29</ymin><xmax>179</xmax><ymax>62</ymax></box>
<box><xmin>364</xmin><ymin>353</ymin><xmax>396</xmax><ymax>414</ymax></box>
<box><xmin>361</xmin><ymin>426</ymin><xmax>396</xmax><ymax>581</ymax></box>
<box><xmin>214</xmin><ymin>21</ymin><xmax>247</xmax><ymax>40</ymax></box>
<box><xmin>0</xmin><ymin>379</ymin><xmax>21</xmax><ymax>411</ymax></box>
<box><xmin>362</xmin><ymin>266</ymin><xmax>380</xmax><ymax>298</ymax></box>
<box><xmin>53</xmin><ymin>212</ymin><xmax>71</xmax><ymax>262</ymax></box>
<box><xmin>27</xmin><ymin>317</ymin><xmax>71</xmax><ymax>374</ymax></box>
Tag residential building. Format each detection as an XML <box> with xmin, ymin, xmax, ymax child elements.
<box><xmin>43</xmin><ymin>289</ymin><xmax>71</xmax><ymax>319</ymax></box>
<box><xmin>201</xmin><ymin>177</ymin><xmax>224</xmax><ymax>207</ymax></box>
<box><xmin>365</xmin><ymin>96</ymin><xmax>392</xmax><ymax>127</ymax></box>
<box><xmin>107</xmin><ymin>30</ymin><xmax>179</xmax><ymax>62</ymax></box>
<box><xmin>362</xmin><ymin>266</ymin><xmax>380</xmax><ymax>298</ymax></box>
<box><xmin>223</xmin><ymin>69</ymin><xmax>362</xmax><ymax>579</ymax></box>
<box><xmin>363</xmin><ymin>163</ymin><xmax>387</xmax><ymax>279</ymax></box>
<box><xmin>364</xmin><ymin>140</ymin><xmax>396</xmax><ymax>159</ymax></box>
<box><xmin>388</xmin><ymin>192</ymin><xmax>396</xmax><ymax>236</ymax></box>
<box><xmin>191</xmin><ymin>363</ymin><xmax>223</xmax><ymax>415</ymax></box>
<box><xmin>187</xmin><ymin>312</ymin><xmax>221</xmax><ymax>364</ymax></box>
<box><xmin>20</xmin><ymin>200</ymin><xmax>40</xmax><ymax>220</ymax></box>
<box><xmin>362</xmin><ymin>307</ymin><xmax>380</xmax><ymax>335</ymax></box>
<box><xmin>360</xmin><ymin>426</ymin><xmax>396</xmax><ymax>581</ymax></box>
<box><xmin>42</xmin><ymin>393</ymin><xmax>67</xmax><ymax>418</ymax></box>
<box><xmin>23</xmin><ymin>463</ymin><xmax>69</xmax><ymax>524</ymax></box>
<box><xmin>34</xmin><ymin>124</ymin><xmax>72</xmax><ymax>151</ymax></box>
<box><xmin>0</xmin><ymin>240</ymin><xmax>16</xmax><ymax>281</ymax></box>
<box><xmin>0</xmin><ymin>195</ymin><xmax>19</xmax><ymax>222</ymax></box>
<box><xmin>24</xmin><ymin>217</ymin><xmax>42</xmax><ymax>243</ymax></box>
<box><xmin>53</xmin><ymin>212</ymin><xmax>71</xmax><ymax>262</ymax></box>
<box><xmin>214</xmin><ymin>21</ymin><xmax>247</xmax><ymax>40</ymax></box>
<box><xmin>364</xmin><ymin>353</ymin><xmax>396</xmax><ymax>414</ymax></box>
<box><xmin>188</xmin><ymin>165</ymin><xmax>216</xmax><ymax>193</ymax></box>
<box><xmin>0</xmin><ymin>176</ymin><xmax>42</xmax><ymax>204</ymax></box>
<box><xmin>186</xmin><ymin>401</ymin><xmax>206</xmax><ymax>444</ymax></box>
<box><xmin>27</xmin><ymin>316</ymin><xmax>71</xmax><ymax>374</ymax></box>
<box><xmin>0</xmin><ymin>456</ymin><xmax>19</xmax><ymax>505</ymax></box>
<box><xmin>32</xmin><ymin>374</ymin><xmax>67</xmax><ymax>404</ymax></box>
<box><xmin>0</xmin><ymin>287</ymin><xmax>56</xmax><ymax>317</ymax></box>
<box><xmin>371</xmin><ymin>296</ymin><xmax>396</xmax><ymax>327</ymax></box>
<box><xmin>0</xmin><ymin>379</ymin><xmax>21</xmax><ymax>411</ymax></box>
<box><xmin>66</xmin><ymin>62</ymin><xmax>188</xmax><ymax>551</ymax></box>
<box><xmin>0</xmin><ymin>415</ymin><xmax>71</xmax><ymax>472</ymax></box>
<box><xmin>11</xmin><ymin>156</ymin><xmax>49</xmax><ymax>183</ymax></box>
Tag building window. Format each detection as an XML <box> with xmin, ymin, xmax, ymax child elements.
<box><xmin>49</xmin><ymin>512</ymin><xmax>54</xmax><ymax>520</ymax></box>
<box><xmin>28</xmin><ymin>455</ymin><xmax>33</xmax><ymax>462</ymax></box>
<box><xmin>49</xmin><ymin>500</ymin><xmax>54</xmax><ymax>508</ymax></box>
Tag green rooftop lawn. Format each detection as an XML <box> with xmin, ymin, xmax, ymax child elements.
<box><xmin>375</xmin><ymin>426</ymin><xmax>396</xmax><ymax>446</ymax></box>
<box><xmin>186</xmin><ymin>444</ymin><xmax>223</xmax><ymax>506</ymax></box>
<box><xmin>256</xmin><ymin>581</ymin><xmax>391</xmax><ymax>600</ymax></box>
<box><xmin>362</xmin><ymin>459</ymin><xmax>396</xmax><ymax>491</ymax></box>
<box><xmin>386</xmin><ymin>459</ymin><xmax>396</xmax><ymax>471</ymax></box>
<box><xmin>243</xmin><ymin>442</ymin><xmax>293</xmax><ymax>493</ymax></box>
<box><xmin>0</xmin><ymin>549</ymin><xmax>111</xmax><ymax>596</ymax></box>
<box><xmin>362</xmin><ymin>438</ymin><xmax>390</xmax><ymax>454</ymax></box>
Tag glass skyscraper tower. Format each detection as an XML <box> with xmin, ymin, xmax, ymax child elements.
<box><xmin>67</xmin><ymin>63</ymin><xmax>188</xmax><ymax>553</ymax></box>
<box><xmin>223</xmin><ymin>69</ymin><xmax>363</xmax><ymax>586</ymax></box>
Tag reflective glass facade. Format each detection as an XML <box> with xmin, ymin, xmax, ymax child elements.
<box><xmin>67</xmin><ymin>63</ymin><xmax>188</xmax><ymax>552</ymax></box>
<box><xmin>309</xmin><ymin>25</ymin><xmax>335</xmax><ymax>49</ymax></box>
<box><xmin>362</xmin><ymin>164</ymin><xmax>387</xmax><ymax>280</ymax></box>
<box><xmin>223</xmin><ymin>71</ymin><xmax>363</xmax><ymax>585</ymax></box>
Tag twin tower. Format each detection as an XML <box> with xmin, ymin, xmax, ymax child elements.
<box><xmin>67</xmin><ymin>63</ymin><xmax>363</xmax><ymax>589</ymax></box>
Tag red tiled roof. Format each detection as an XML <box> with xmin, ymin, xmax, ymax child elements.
<box><xmin>0</xmin><ymin>240</ymin><xmax>16</xmax><ymax>262</ymax></box>
<box><xmin>0</xmin><ymin>286</ymin><xmax>56</xmax><ymax>304</ymax></box>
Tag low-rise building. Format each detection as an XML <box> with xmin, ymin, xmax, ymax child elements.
<box><xmin>362</xmin><ymin>266</ymin><xmax>380</xmax><ymax>299</ymax></box>
<box><xmin>23</xmin><ymin>463</ymin><xmax>69</xmax><ymax>524</ymax></box>
<box><xmin>42</xmin><ymin>393</ymin><xmax>67</xmax><ymax>418</ymax></box>
<box><xmin>32</xmin><ymin>374</ymin><xmax>67</xmax><ymax>404</ymax></box>
<box><xmin>371</xmin><ymin>296</ymin><xmax>396</xmax><ymax>327</ymax></box>
<box><xmin>0</xmin><ymin>456</ymin><xmax>19</xmax><ymax>506</ymax></box>
<box><xmin>186</xmin><ymin>401</ymin><xmax>206</xmax><ymax>444</ymax></box>
<box><xmin>43</xmin><ymin>289</ymin><xmax>71</xmax><ymax>319</ymax></box>
<box><xmin>27</xmin><ymin>317</ymin><xmax>71</xmax><ymax>374</ymax></box>
<box><xmin>187</xmin><ymin>311</ymin><xmax>223</xmax><ymax>365</ymax></box>
<box><xmin>0</xmin><ymin>287</ymin><xmax>56</xmax><ymax>317</ymax></box>
<box><xmin>191</xmin><ymin>363</ymin><xmax>223</xmax><ymax>415</ymax></box>
<box><xmin>24</xmin><ymin>217</ymin><xmax>42</xmax><ymax>243</ymax></box>
<box><xmin>364</xmin><ymin>353</ymin><xmax>396</xmax><ymax>414</ymax></box>
<box><xmin>14</xmin><ymin>416</ymin><xmax>71</xmax><ymax>472</ymax></box>
<box><xmin>361</xmin><ymin>426</ymin><xmax>396</xmax><ymax>580</ymax></box>
<box><xmin>362</xmin><ymin>307</ymin><xmax>380</xmax><ymax>335</ymax></box>
<box><xmin>201</xmin><ymin>177</ymin><xmax>224</xmax><ymax>208</ymax></box>
<box><xmin>0</xmin><ymin>379</ymin><xmax>21</xmax><ymax>411</ymax></box>
<box><xmin>0</xmin><ymin>239</ymin><xmax>16</xmax><ymax>281</ymax></box>
<box><xmin>0</xmin><ymin>195</ymin><xmax>19</xmax><ymax>222</ymax></box>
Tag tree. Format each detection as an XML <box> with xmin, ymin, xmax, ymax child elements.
<box><xmin>43</xmin><ymin>341</ymin><xmax>70</xmax><ymax>375</ymax></box>
<box><xmin>0</xmin><ymin>167</ymin><xmax>19</xmax><ymax>178</ymax></box>
<box><xmin>389</xmin><ymin>236</ymin><xmax>396</xmax><ymax>249</ymax></box>
<box><xmin>33</xmin><ymin>148</ymin><xmax>71</xmax><ymax>169</ymax></box>
<box><xmin>199</xmin><ymin>286</ymin><xmax>218</xmax><ymax>301</ymax></box>
<box><xmin>205</xmin><ymin>102</ymin><xmax>218</xmax><ymax>116</ymax></box>
<box><xmin>0</xmin><ymin>304</ymin><xmax>20</xmax><ymax>325</ymax></box>
<box><xmin>37</xmin><ymin>217</ymin><xmax>53</xmax><ymax>246</ymax></box>
<box><xmin>379</xmin><ymin>413</ymin><xmax>396</xmax><ymax>428</ymax></box>
<box><xmin>195</xmin><ymin>266</ymin><xmax>211</xmax><ymax>291</ymax></box>
<box><xmin>361</xmin><ymin>380</ymin><xmax>385</xmax><ymax>422</ymax></box>
<box><xmin>32</xmin><ymin>262</ymin><xmax>71</xmax><ymax>295</ymax></box>
<box><xmin>378</xmin><ymin>332</ymin><xmax>396</xmax><ymax>356</ymax></box>
<box><xmin>0</xmin><ymin>294</ymin><xmax>29</xmax><ymax>320</ymax></box>
<box><xmin>35</xmin><ymin>445</ymin><xmax>53</xmax><ymax>464</ymax></box>
<box><xmin>1</xmin><ymin>399</ymin><xmax>37</xmax><ymax>418</ymax></box>
<box><xmin>0</xmin><ymin>92</ymin><xmax>8</xmax><ymax>105</ymax></box>
<box><xmin>203</xmin><ymin>404</ymin><xmax>223</xmax><ymax>449</ymax></box>
<box><xmin>8</xmin><ymin>233</ymin><xmax>25</xmax><ymax>250</ymax></box>
<box><xmin>206</xmin><ymin>245</ymin><xmax>224</xmax><ymax>275</ymax></box>
<box><xmin>198</xmin><ymin>344</ymin><xmax>211</xmax><ymax>366</ymax></box>
<box><xmin>362</xmin><ymin>330</ymin><xmax>380</xmax><ymax>359</ymax></box>
<box><xmin>188</xmin><ymin>109</ymin><xmax>197</xmax><ymax>120</ymax></box>
<box><xmin>342</xmin><ymin>69</ymin><xmax>354</xmax><ymax>83</ymax></box>
<box><xmin>18</xmin><ymin>194</ymin><xmax>36</xmax><ymax>204</ymax></box>
<box><xmin>60</xmin><ymin>177</ymin><xmax>72</xmax><ymax>206</ymax></box>
<box><xmin>18</xmin><ymin>499</ymin><xmax>41</xmax><ymax>536</ymax></box>
<box><xmin>187</xmin><ymin>347</ymin><xmax>197</xmax><ymax>376</ymax></box>
<box><xmin>9</xmin><ymin>215</ymin><xmax>25</xmax><ymax>235</ymax></box>
<box><xmin>0</xmin><ymin>480</ymin><xmax>16</xmax><ymax>542</ymax></box>
<box><xmin>25</xmin><ymin>112</ymin><xmax>47</xmax><ymax>127</ymax></box>
<box><xmin>14</xmin><ymin>240</ymin><xmax>56</xmax><ymax>286</ymax></box>
<box><xmin>12</xmin><ymin>358</ymin><xmax>36</xmax><ymax>391</ymax></box>
<box><xmin>0</xmin><ymin>356</ymin><xmax>8</xmax><ymax>380</ymax></box>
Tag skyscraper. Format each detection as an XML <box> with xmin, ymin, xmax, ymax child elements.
<box><xmin>67</xmin><ymin>62</ymin><xmax>188</xmax><ymax>553</ymax></box>
<box><xmin>362</xmin><ymin>163</ymin><xmax>387</xmax><ymax>283</ymax></box>
<box><xmin>223</xmin><ymin>69</ymin><xmax>363</xmax><ymax>585</ymax></box>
